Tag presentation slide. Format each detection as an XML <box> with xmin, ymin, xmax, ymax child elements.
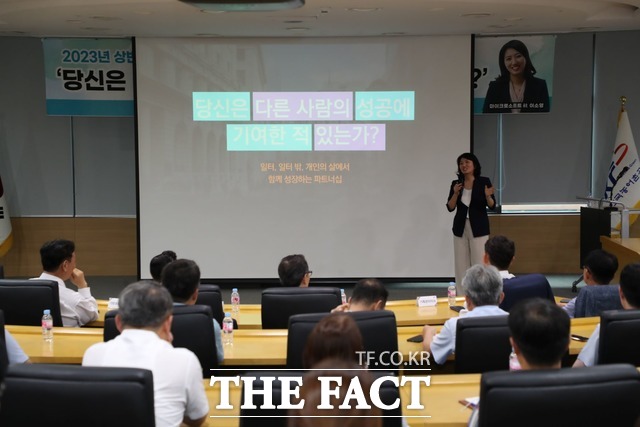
<box><xmin>136</xmin><ymin>36</ymin><xmax>471</xmax><ymax>279</ymax></box>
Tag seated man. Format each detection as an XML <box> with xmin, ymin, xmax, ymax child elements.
<box><xmin>149</xmin><ymin>250</ymin><xmax>177</xmax><ymax>282</ymax></box>
<box><xmin>483</xmin><ymin>235</ymin><xmax>516</xmax><ymax>279</ymax></box>
<box><xmin>278</xmin><ymin>254</ymin><xmax>312</xmax><ymax>287</ymax></box>
<box><xmin>468</xmin><ymin>298</ymin><xmax>570</xmax><ymax>426</ymax></box>
<box><xmin>35</xmin><ymin>239</ymin><xmax>98</xmax><ymax>327</ymax></box>
<box><xmin>574</xmin><ymin>262</ymin><xmax>640</xmax><ymax>367</ymax></box>
<box><xmin>422</xmin><ymin>264</ymin><xmax>507</xmax><ymax>365</ymax></box>
<box><xmin>161</xmin><ymin>259</ymin><xmax>224</xmax><ymax>363</ymax></box>
<box><xmin>5</xmin><ymin>330</ymin><xmax>29</xmax><ymax>364</ymax></box>
<box><xmin>82</xmin><ymin>281</ymin><xmax>208</xmax><ymax>427</ymax></box>
<box><xmin>563</xmin><ymin>249</ymin><xmax>618</xmax><ymax>318</ymax></box>
<box><xmin>332</xmin><ymin>278</ymin><xmax>388</xmax><ymax>312</ymax></box>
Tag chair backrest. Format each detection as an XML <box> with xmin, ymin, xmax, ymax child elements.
<box><xmin>598</xmin><ymin>309</ymin><xmax>640</xmax><ymax>366</ymax></box>
<box><xmin>0</xmin><ymin>310</ymin><xmax>8</xmax><ymax>374</ymax></box>
<box><xmin>104</xmin><ymin>304</ymin><xmax>218</xmax><ymax>377</ymax></box>
<box><xmin>478</xmin><ymin>364</ymin><xmax>640</xmax><ymax>427</ymax></box>
<box><xmin>196</xmin><ymin>284</ymin><xmax>224</xmax><ymax>326</ymax></box>
<box><xmin>500</xmin><ymin>274</ymin><xmax>554</xmax><ymax>312</ymax></box>
<box><xmin>455</xmin><ymin>315</ymin><xmax>511</xmax><ymax>374</ymax></box>
<box><xmin>0</xmin><ymin>364</ymin><xmax>155</xmax><ymax>427</ymax></box>
<box><xmin>239</xmin><ymin>370</ymin><xmax>401</xmax><ymax>427</ymax></box>
<box><xmin>261</xmin><ymin>287</ymin><xmax>341</xmax><ymax>329</ymax></box>
<box><xmin>286</xmin><ymin>310</ymin><xmax>399</xmax><ymax>371</ymax></box>
<box><xmin>0</xmin><ymin>279</ymin><xmax>63</xmax><ymax>326</ymax></box>
<box><xmin>0</xmin><ymin>264</ymin><xmax>4</xmax><ymax>279</ymax></box>
<box><xmin>574</xmin><ymin>285</ymin><xmax>623</xmax><ymax>318</ymax></box>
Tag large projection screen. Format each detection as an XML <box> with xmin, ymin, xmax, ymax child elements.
<box><xmin>136</xmin><ymin>36</ymin><xmax>471</xmax><ymax>280</ymax></box>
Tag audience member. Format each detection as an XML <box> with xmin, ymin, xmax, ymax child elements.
<box><xmin>574</xmin><ymin>262</ymin><xmax>640</xmax><ymax>368</ymax></box>
<box><xmin>302</xmin><ymin>312</ymin><xmax>364</xmax><ymax>369</ymax></box>
<box><xmin>468</xmin><ymin>298</ymin><xmax>570</xmax><ymax>426</ymax></box>
<box><xmin>509</xmin><ymin>298</ymin><xmax>570</xmax><ymax>369</ymax></box>
<box><xmin>161</xmin><ymin>259</ymin><xmax>223</xmax><ymax>363</ymax></box>
<box><xmin>5</xmin><ymin>331</ymin><xmax>29</xmax><ymax>364</ymax></box>
<box><xmin>35</xmin><ymin>239</ymin><xmax>98</xmax><ymax>327</ymax></box>
<box><xmin>288</xmin><ymin>359</ymin><xmax>381</xmax><ymax>427</ymax></box>
<box><xmin>150</xmin><ymin>250</ymin><xmax>177</xmax><ymax>282</ymax></box>
<box><xmin>278</xmin><ymin>254</ymin><xmax>311</xmax><ymax>287</ymax></box>
<box><xmin>83</xmin><ymin>281</ymin><xmax>208</xmax><ymax>427</ymax></box>
<box><xmin>483</xmin><ymin>235</ymin><xmax>516</xmax><ymax>279</ymax></box>
<box><xmin>422</xmin><ymin>264</ymin><xmax>507</xmax><ymax>364</ymax></box>
<box><xmin>332</xmin><ymin>278</ymin><xmax>388</xmax><ymax>313</ymax></box>
<box><xmin>562</xmin><ymin>249</ymin><xmax>618</xmax><ymax>318</ymax></box>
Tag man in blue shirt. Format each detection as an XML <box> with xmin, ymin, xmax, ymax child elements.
<box><xmin>161</xmin><ymin>259</ymin><xmax>224</xmax><ymax>364</ymax></box>
<box><xmin>422</xmin><ymin>264</ymin><xmax>508</xmax><ymax>364</ymax></box>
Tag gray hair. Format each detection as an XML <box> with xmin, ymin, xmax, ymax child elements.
<box><xmin>118</xmin><ymin>280</ymin><xmax>173</xmax><ymax>329</ymax></box>
<box><xmin>462</xmin><ymin>264</ymin><xmax>503</xmax><ymax>306</ymax></box>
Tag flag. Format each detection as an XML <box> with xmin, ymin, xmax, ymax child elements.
<box><xmin>0</xmin><ymin>174</ymin><xmax>12</xmax><ymax>257</ymax></box>
<box><xmin>604</xmin><ymin>105</ymin><xmax>640</xmax><ymax>229</ymax></box>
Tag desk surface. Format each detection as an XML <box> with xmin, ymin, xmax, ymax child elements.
<box><xmin>7</xmin><ymin>317</ymin><xmax>598</xmax><ymax>366</ymax></box>
<box><xmin>88</xmin><ymin>297</ymin><xmax>463</xmax><ymax>329</ymax></box>
<box><xmin>203</xmin><ymin>373</ymin><xmax>480</xmax><ymax>427</ymax></box>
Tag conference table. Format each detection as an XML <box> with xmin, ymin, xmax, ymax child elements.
<box><xmin>7</xmin><ymin>317</ymin><xmax>598</xmax><ymax>366</ymax></box>
<box><xmin>88</xmin><ymin>297</ymin><xmax>469</xmax><ymax>329</ymax></box>
<box><xmin>202</xmin><ymin>373</ymin><xmax>480</xmax><ymax>427</ymax></box>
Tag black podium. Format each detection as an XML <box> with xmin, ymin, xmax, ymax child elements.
<box><xmin>579</xmin><ymin>207</ymin><xmax>613</xmax><ymax>268</ymax></box>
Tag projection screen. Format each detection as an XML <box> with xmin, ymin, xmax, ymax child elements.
<box><xmin>136</xmin><ymin>36</ymin><xmax>472</xmax><ymax>280</ymax></box>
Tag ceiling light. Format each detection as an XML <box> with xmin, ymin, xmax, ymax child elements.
<box><xmin>461</xmin><ymin>13</ymin><xmax>492</xmax><ymax>18</ymax></box>
<box><xmin>180</xmin><ymin>0</ymin><xmax>304</xmax><ymax>12</ymax></box>
<box><xmin>286</xmin><ymin>27</ymin><xmax>310</xmax><ymax>31</ymax></box>
<box><xmin>347</xmin><ymin>8</ymin><xmax>382</xmax><ymax>12</ymax></box>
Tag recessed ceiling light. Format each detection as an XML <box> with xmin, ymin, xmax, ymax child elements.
<box><xmin>573</xmin><ymin>26</ymin><xmax>601</xmax><ymax>31</ymax></box>
<box><xmin>504</xmin><ymin>16</ymin><xmax>523</xmax><ymax>22</ymax></box>
<box><xmin>461</xmin><ymin>13</ymin><xmax>492</xmax><ymax>18</ymax></box>
<box><xmin>91</xmin><ymin>16</ymin><xmax>122</xmax><ymax>21</ymax></box>
<box><xmin>347</xmin><ymin>8</ymin><xmax>382</xmax><ymax>12</ymax></box>
<box><xmin>286</xmin><ymin>26</ymin><xmax>310</xmax><ymax>31</ymax></box>
<box><xmin>200</xmin><ymin>9</ymin><xmax>226</xmax><ymax>14</ymax></box>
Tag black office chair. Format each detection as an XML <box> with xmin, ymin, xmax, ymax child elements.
<box><xmin>477</xmin><ymin>364</ymin><xmax>640</xmax><ymax>427</ymax></box>
<box><xmin>500</xmin><ymin>274</ymin><xmax>555</xmax><ymax>312</ymax></box>
<box><xmin>0</xmin><ymin>364</ymin><xmax>155</xmax><ymax>427</ymax></box>
<box><xmin>286</xmin><ymin>310</ymin><xmax>399</xmax><ymax>371</ymax></box>
<box><xmin>574</xmin><ymin>285</ymin><xmax>623</xmax><ymax>318</ymax></box>
<box><xmin>0</xmin><ymin>310</ymin><xmax>9</xmax><ymax>374</ymax></box>
<box><xmin>239</xmin><ymin>370</ymin><xmax>401</xmax><ymax>427</ymax></box>
<box><xmin>196</xmin><ymin>284</ymin><xmax>224</xmax><ymax>326</ymax></box>
<box><xmin>598</xmin><ymin>309</ymin><xmax>640</xmax><ymax>366</ymax></box>
<box><xmin>261</xmin><ymin>287</ymin><xmax>341</xmax><ymax>329</ymax></box>
<box><xmin>455</xmin><ymin>315</ymin><xmax>511</xmax><ymax>373</ymax></box>
<box><xmin>104</xmin><ymin>304</ymin><xmax>218</xmax><ymax>377</ymax></box>
<box><xmin>0</xmin><ymin>279</ymin><xmax>63</xmax><ymax>326</ymax></box>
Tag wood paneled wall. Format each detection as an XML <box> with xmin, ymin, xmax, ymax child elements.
<box><xmin>0</xmin><ymin>215</ymin><xmax>580</xmax><ymax>278</ymax></box>
<box><xmin>490</xmin><ymin>214</ymin><xmax>580</xmax><ymax>274</ymax></box>
<box><xmin>0</xmin><ymin>218</ymin><xmax>137</xmax><ymax>277</ymax></box>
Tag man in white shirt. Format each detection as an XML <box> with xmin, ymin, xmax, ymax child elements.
<box><xmin>483</xmin><ymin>235</ymin><xmax>516</xmax><ymax>279</ymax></box>
<box><xmin>35</xmin><ymin>239</ymin><xmax>98</xmax><ymax>327</ymax></box>
<box><xmin>422</xmin><ymin>264</ymin><xmax>508</xmax><ymax>365</ymax></box>
<box><xmin>83</xmin><ymin>281</ymin><xmax>209</xmax><ymax>427</ymax></box>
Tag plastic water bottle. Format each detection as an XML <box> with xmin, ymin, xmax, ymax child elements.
<box><xmin>447</xmin><ymin>282</ymin><xmax>457</xmax><ymax>306</ymax></box>
<box><xmin>42</xmin><ymin>309</ymin><xmax>53</xmax><ymax>342</ymax></box>
<box><xmin>509</xmin><ymin>349</ymin><xmax>521</xmax><ymax>371</ymax></box>
<box><xmin>223</xmin><ymin>312</ymin><xmax>234</xmax><ymax>345</ymax></box>
<box><xmin>231</xmin><ymin>288</ymin><xmax>240</xmax><ymax>315</ymax></box>
<box><xmin>340</xmin><ymin>289</ymin><xmax>347</xmax><ymax>305</ymax></box>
